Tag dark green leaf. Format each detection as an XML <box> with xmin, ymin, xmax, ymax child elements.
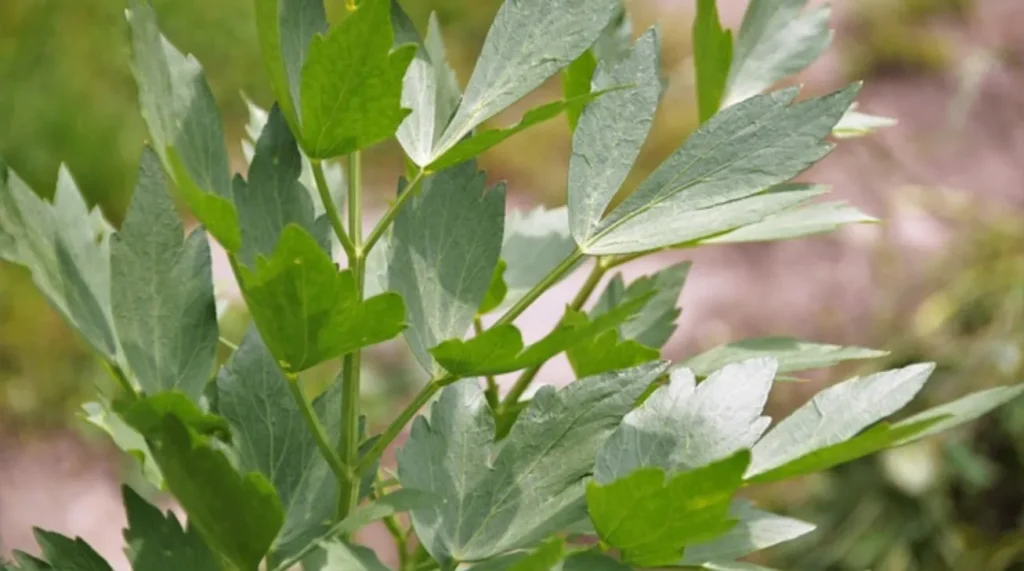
<box><xmin>679</xmin><ymin>500</ymin><xmax>815</xmax><ymax>564</ymax></box>
<box><xmin>116</xmin><ymin>392</ymin><xmax>230</xmax><ymax>439</ymax></box>
<box><xmin>567</xmin><ymin>329</ymin><xmax>660</xmax><ymax>378</ymax></box>
<box><xmin>465</xmin><ymin>538</ymin><xmax>565</xmax><ymax>571</ymax></box>
<box><xmin>236</xmin><ymin>224</ymin><xmax>406</xmax><ymax>372</ymax></box>
<box><xmin>0</xmin><ymin>164</ymin><xmax>117</xmax><ymax>359</ymax></box>
<box><xmin>303</xmin><ymin>542</ymin><xmax>387</xmax><ymax>571</ymax></box>
<box><xmin>704</xmin><ymin>200</ymin><xmax>877</xmax><ymax>244</ymax></box>
<box><xmin>497</xmin><ymin>206</ymin><xmax>577</xmax><ymax>313</ymax></box>
<box><xmin>398</xmin><ymin>362</ymin><xmax>667</xmax><ymax>565</ymax></box>
<box><xmin>583</xmin><ymin>85</ymin><xmax>859</xmax><ymax>254</ymax></box>
<box><xmin>125</xmin><ymin>405</ymin><xmax>284</xmax><ymax>570</ymax></box>
<box><xmin>558</xmin><ymin>552</ymin><xmax>631</xmax><ymax>571</ymax></box>
<box><xmin>586</xmin><ymin>451</ymin><xmax>750</xmax><ymax>567</ymax></box>
<box><xmin>478</xmin><ymin>260</ymin><xmax>509</xmax><ymax>315</ymax></box>
<box><xmin>568</xmin><ymin>29</ymin><xmax>661</xmax><ymax>245</ymax></box>
<box><xmin>6</xmin><ymin>552</ymin><xmax>51</xmax><ymax>571</ymax></box>
<box><xmin>693</xmin><ymin>0</ymin><xmax>733</xmax><ymax>123</ymax></box>
<box><xmin>431</xmin><ymin>295</ymin><xmax>652</xmax><ymax>377</ymax></box>
<box><xmin>590</xmin><ymin>261</ymin><xmax>691</xmax><ymax>349</ymax></box>
<box><xmin>27</xmin><ymin>530</ymin><xmax>112</xmax><ymax>571</ymax></box>
<box><xmin>81</xmin><ymin>401</ymin><xmax>163</xmax><ymax>488</ymax></box>
<box><xmin>122</xmin><ymin>485</ymin><xmax>219</xmax><ymax>571</ymax></box>
<box><xmin>561</xmin><ymin>51</ymin><xmax>597</xmax><ymax>132</ymax></box>
<box><xmin>300</xmin><ymin>0</ymin><xmax>416</xmax><ymax>158</ymax></box>
<box><xmin>112</xmin><ymin>149</ymin><xmax>218</xmax><ymax>400</ymax></box>
<box><xmin>682</xmin><ymin>337</ymin><xmax>887</xmax><ymax>378</ymax></box>
<box><xmin>596</xmin><ymin>360</ymin><xmax>775</xmax><ymax>481</ymax></box>
<box><xmin>388</xmin><ymin>161</ymin><xmax>506</xmax><ymax>373</ymax></box>
<box><xmin>126</xmin><ymin>0</ymin><xmax>239</xmax><ymax>250</ymax></box>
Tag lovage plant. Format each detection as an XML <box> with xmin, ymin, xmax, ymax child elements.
<box><xmin>1</xmin><ymin>0</ymin><xmax>1020</xmax><ymax>570</ymax></box>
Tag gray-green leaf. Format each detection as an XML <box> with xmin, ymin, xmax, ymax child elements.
<box><xmin>680</xmin><ymin>500</ymin><xmax>815</xmax><ymax>564</ymax></box>
<box><xmin>122</xmin><ymin>485</ymin><xmax>219</xmax><ymax>571</ymax></box>
<box><xmin>397</xmin><ymin>362</ymin><xmax>667</xmax><ymax>565</ymax></box>
<box><xmin>568</xmin><ymin>28</ymin><xmax>662</xmax><ymax>245</ymax></box>
<box><xmin>682</xmin><ymin>337</ymin><xmax>887</xmax><ymax>378</ymax></box>
<box><xmin>302</xmin><ymin>542</ymin><xmax>388</xmax><ymax>571</ymax></box>
<box><xmin>583</xmin><ymin>84</ymin><xmax>858</xmax><ymax>254</ymax></box>
<box><xmin>590</xmin><ymin>261</ymin><xmax>691</xmax><ymax>349</ymax></box>
<box><xmin>388</xmin><ymin>162</ymin><xmax>505</xmax><ymax>373</ymax></box>
<box><xmin>112</xmin><ymin>148</ymin><xmax>218</xmax><ymax>401</ymax></box>
<box><xmin>703</xmin><ymin>199</ymin><xmax>877</xmax><ymax>244</ymax></box>
<box><xmin>496</xmin><ymin>206</ymin><xmax>577</xmax><ymax>313</ymax></box>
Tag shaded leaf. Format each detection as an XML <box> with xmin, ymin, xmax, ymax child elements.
<box><xmin>590</xmin><ymin>261</ymin><xmax>691</xmax><ymax>349</ymax></box>
<box><xmin>704</xmin><ymin>199</ymin><xmax>877</xmax><ymax>244</ymax></box>
<box><xmin>496</xmin><ymin>206</ymin><xmax>577</xmax><ymax>313</ymax></box>
<box><xmin>567</xmin><ymin>329</ymin><xmax>660</xmax><ymax>378</ymax></box>
<box><xmin>397</xmin><ymin>362</ymin><xmax>668</xmax><ymax>565</ymax></box>
<box><xmin>303</xmin><ymin>542</ymin><xmax>387</xmax><ymax>571</ymax></box>
<box><xmin>683</xmin><ymin>337</ymin><xmax>887</xmax><ymax>377</ymax></box>
<box><xmin>558</xmin><ymin>552</ymin><xmax>631</xmax><ymax>571</ymax></box>
<box><xmin>112</xmin><ymin>149</ymin><xmax>218</xmax><ymax>400</ymax></box>
<box><xmin>478</xmin><ymin>260</ymin><xmax>509</xmax><ymax>315</ymax></box>
<box><xmin>300</xmin><ymin>0</ymin><xmax>416</xmax><ymax>158</ymax></box>
<box><xmin>561</xmin><ymin>51</ymin><xmax>597</xmax><ymax>132</ymax></box>
<box><xmin>26</xmin><ymin>530</ymin><xmax>112</xmax><ymax>571</ymax></box>
<box><xmin>236</xmin><ymin>224</ymin><xmax>406</xmax><ymax>372</ymax></box>
<box><xmin>586</xmin><ymin>451</ymin><xmax>750</xmax><ymax>567</ymax></box>
<box><xmin>116</xmin><ymin>392</ymin><xmax>230</xmax><ymax>439</ymax></box>
<box><xmin>126</xmin><ymin>0</ymin><xmax>239</xmax><ymax>249</ymax></box>
<box><xmin>583</xmin><ymin>85</ymin><xmax>858</xmax><ymax>255</ymax></box>
<box><xmin>680</xmin><ymin>500</ymin><xmax>815</xmax><ymax>563</ymax></box>
<box><xmin>693</xmin><ymin>0</ymin><xmax>734</xmax><ymax>123</ymax></box>
<box><xmin>81</xmin><ymin>401</ymin><xmax>163</xmax><ymax>489</ymax></box>
<box><xmin>465</xmin><ymin>538</ymin><xmax>565</xmax><ymax>571</ymax></box>
<box><xmin>122</xmin><ymin>485</ymin><xmax>219</xmax><ymax>571</ymax></box>
<box><xmin>388</xmin><ymin>162</ymin><xmax>505</xmax><ymax>373</ymax></box>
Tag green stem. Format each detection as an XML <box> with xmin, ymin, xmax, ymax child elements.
<box><xmin>493</xmin><ymin>247</ymin><xmax>585</xmax><ymax>327</ymax></box>
<box><xmin>475</xmin><ymin>317</ymin><xmax>500</xmax><ymax>410</ymax></box>
<box><xmin>337</xmin><ymin>151</ymin><xmax>365</xmax><ymax>522</ymax></box>
<box><xmin>364</xmin><ymin>168</ymin><xmax>427</xmax><ymax>255</ymax></box>
<box><xmin>311</xmin><ymin>159</ymin><xmax>356</xmax><ymax>260</ymax></box>
<box><xmin>286</xmin><ymin>376</ymin><xmax>347</xmax><ymax>482</ymax></box>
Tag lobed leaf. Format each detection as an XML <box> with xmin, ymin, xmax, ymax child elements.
<box><xmin>122</xmin><ymin>485</ymin><xmax>219</xmax><ymax>571</ymax></box>
<box><xmin>397</xmin><ymin>362</ymin><xmax>668</xmax><ymax>565</ymax></box>
<box><xmin>236</xmin><ymin>224</ymin><xmax>406</xmax><ymax>372</ymax></box>
<box><xmin>566</xmin><ymin>330</ymin><xmax>660</xmax><ymax>378</ymax></box>
<box><xmin>388</xmin><ymin>161</ymin><xmax>506</xmax><ymax>373</ymax></box>
<box><xmin>590</xmin><ymin>261</ymin><xmax>691</xmax><ymax>349</ymax></box>
<box><xmin>693</xmin><ymin>0</ymin><xmax>734</xmax><ymax>123</ymax></box>
<box><xmin>683</xmin><ymin>337</ymin><xmax>887</xmax><ymax>378</ymax></box>
<box><xmin>111</xmin><ymin>149</ymin><xmax>219</xmax><ymax>401</ymax></box>
<box><xmin>19</xmin><ymin>530</ymin><xmax>112</xmax><ymax>571</ymax></box>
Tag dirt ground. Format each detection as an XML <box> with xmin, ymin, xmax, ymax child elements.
<box><xmin>2</xmin><ymin>0</ymin><xmax>1023</xmax><ymax>567</ymax></box>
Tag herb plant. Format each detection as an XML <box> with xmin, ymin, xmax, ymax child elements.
<box><xmin>0</xmin><ymin>0</ymin><xmax>1019</xmax><ymax>570</ymax></box>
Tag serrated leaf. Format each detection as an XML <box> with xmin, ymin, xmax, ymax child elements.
<box><xmin>81</xmin><ymin>401</ymin><xmax>164</xmax><ymax>489</ymax></box>
<box><xmin>26</xmin><ymin>530</ymin><xmax>112</xmax><ymax>571</ymax></box>
<box><xmin>568</xmin><ymin>29</ymin><xmax>662</xmax><ymax>245</ymax></box>
<box><xmin>465</xmin><ymin>538</ymin><xmax>565</xmax><ymax>571</ymax></box>
<box><xmin>558</xmin><ymin>552</ymin><xmax>631</xmax><ymax>571</ymax></box>
<box><xmin>832</xmin><ymin>103</ymin><xmax>897</xmax><ymax>138</ymax></box>
<box><xmin>680</xmin><ymin>500</ymin><xmax>815</xmax><ymax>564</ymax></box>
<box><xmin>126</xmin><ymin>0</ymin><xmax>239</xmax><ymax>250</ymax></box>
<box><xmin>111</xmin><ymin>149</ymin><xmax>218</xmax><ymax>400</ymax></box>
<box><xmin>236</xmin><ymin>224</ymin><xmax>406</xmax><ymax>372</ymax></box>
<box><xmin>397</xmin><ymin>362</ymin><xmax>667</xmax><ymax>565</ymax></box>
<box><xmin>300</xmin><ymin>0</ymin><xmax>416</xmax><ymax>158</ymax></box>
<box><xmin>586</xmin><ymin>451</ymin><xmax>750</xmax><ymax>567</ymax></box>
<box><xmin>6</xmin><ymin>552</ymin><xmax>50</xmax><ymax>571</ymax></box>
<box><xmin>693</xmin><ymin>0</ymin><xmax>733</xmax><ymax>123</ymax></box>
<box><xmin>561</xmin><ymin>51</ymin><xmax>597</xmax><ymax>132</ymax></box>
<box><xmin>704</xmin><ymin>199</ymin><xmax>877</xmax><ymax>244</ymax></box>
<box><xmin>393</xmin><ymin>7</ymin><xmax>462</xmax><ymax>166</ymax></box>
<box><xmin>725</xmin><ymin>0</ymin><xmax>832</xmax><ymax>107</ymax></box>
<box><xmin>748</xmin><ymin>363</ymin><xmax>934</xmax><ymax>477</ymax></box>
<box><xmin>582</xmin><ymin>85</ymin><xmax>859</xmax><ymax>255</ymax></box>
<box><xmin>428</xmin><ymin>0</ymin><xmax>620</xmax><ymax>164</ymax></box>
<box><xmin>596</xmin><ymin>360</ymin><xmax>775</xmax><ymax>481</ymax></box>
<box><xmin>591</xmin><ymin>261</ymin><xmax>691</xmax><ymax>349</ymax></box>
<box><xmin>216</xmin><ymin>327</ymin><xmax>343</xmax><ymax>563</ymax></box>
<box><xmin>683</xmin><ymin>337</ymin><xmax>887</xmax><ymax>378</ymax></box>
<box><xmin>567</xmin><ymin>329</ymin><xmax>660</xmax><ymax>378</ymax></box>
<box><xmin>496</xmin><ymin>206</ymin><xmax>577</xmax><ymax>314</ymax></box>
<box><xmin>122</xmin><ymin>485</ymin><xmax>219</xmax><ymax>571</ymax></box>
<box><xmin>125</xmin><ymin>403</ymin><xmax>284</xmax><ymax>570</ymax></box>
<box><xmin>253</xmin><ymin>0</ymin><xmax>327</xmax><ymax>134</ymax></box>
<box><xmin>431</xmin><ymin>295</ymin><xmax>652</xmax><ymax>377</ymax></box>
<box><xmin>235</xmin><ymin>104</ymin><xmax>330</xmax><ymax>267</ymax></box>
<box><xmin>893</xmin><ymin>384</ymin><xmax>1024</xmax><ymax>444</ymax></box>
<box><xmin>0</xmin><ymin>163</ymin><xmax>117</xmax><ymax>359</ymax></box>
<box><xmin>303</xmin><ymin>542</ymin><xmax>387</xmax><ymax>571</ymax></box>
<box><xmin>388</xmin><ymin>161</ymin><xmax>505</xmax><ymax>373</ymax></box>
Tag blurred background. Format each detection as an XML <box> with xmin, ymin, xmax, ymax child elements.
<box><xmin>1</xmin><ymin>0</ymin><xmax>1023</xmax><ymax>569</ymax></box>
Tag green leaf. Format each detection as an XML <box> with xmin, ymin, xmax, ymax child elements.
<box><xmin>748</xmin><ymin>363</ymin><xmax>934</xmax><ymax>477</ymax></box>
<box><xmin>216</xmin><ymin>327</ymin><xmax>343</xmax><ymax>563</ymax></box>
<box><xmin>0</xmin><ymin>164</ymin><xmax>117</xmax><ymax>359</ymax></box>
<box><xmin>590</xmin><ymin>261</ymin><xmax>691</xmax><ymax>349</ymax></box>
<box><xmin>330</xmin><ymin>489</ymin><xmax>440</xmax><ymax>538</ymax></box>
<box><xmin>431</xmin><ymin>295</ymin><xmax>652</xmax><ymax>377</ymax></box>
<box><xmin>703</xmin><ymin>562</ymin><xmax>778</xmax><ymax>571</ymax></box>
<box><xmin>703</xmin><ymin>199</ymin><xmax>878</xmax><ymax>244</ymax></box>
<box><xmin>122</xmin><ymin>485</ymin><xmax>219</xmax><ymax>571</ymax></box>
<box><xmin>496</xmin><ymin>206</ymin><xmax>577</xmax><ymax>314</ymax></box>
<box><xmin>116</xmin><ymin>392</ymin><xmax>230</xmax><ymax>439</ymax></box>
<box><xmin>561</xmin><ymin>51</ymin><xmax>597</xmax><ymax>132</ymax></box>
<box><xmin>679</xmin><ymin>500</ymin><xmax>815</xmax><ymax>564</ymax></box>
<box><xmin>893</xmin><ymin>384</ymin><xmax>1024</xmax><ymax>444</ymax></box>
<box><xmin>682</xmin><ymin>337</ymin><xmax>887</xmax><ymax>378</ymax></box>
<box><xmin>299</xmin><ymin>0</ymin><xmax>416</xmax><ymax>158</ymax></box>
<box><xmin>253</xmin><ymin>0</ymin><xmax>327</xmax><ymax>134</ymax></box>
<box><xmin>6</xmin><ymin>552</ymin><xmax>51</xmax><ymax>571</ymax></box>
<box><xmin>397</xmin><ymin>362</ymin><xmax>668</xmax><ymax>565</ymax></box>
<box><xmin>388</xmin><ymin>161</ymin><xmax>506</xmax><ymax>373</ymax></box>
<box><xmin>582</xmin><ymin>84</ymin><xmax>859</xmax><ymax>255</ymax></box>
<box><xmin>236</xmin><ymin>104</ymin><xmax>330</xmax><ymax>267</ymax></box>
<box><xmin>111</xmin><ymin>149</ymin><xmax>218</xmax><ymax>400</ymax></box>
<box><xmin>832</xmin><ymin>103</ymin><xmax>897</xmax><ymax>138</ymax></box>
<box><xmin>236</xmin><ymin>224</ymin><xmax>406</xmax><ymax>372</ymax></box>
<box><xmin>428</xmin><ymin>0</ymin><xmax>621</xmax><ymax>164</ymax></box>
<box><xmin>568</xmin><ymin>29</ymin><xmax>662</xmax><ymax>245</ymax></box>
<box><xmin>126</xmin><ymin>0</ymin><xmax>239</xmax><ymax>250</ymax></box>
<box><xmin>596</xmin><ymin>360</ymin><xmax>775</xmax><ymax>481</ymax></box>
<box><xmin>303</xmin><ymin>542</ymin><xmax>388</xmax><ymax>571</ymax></box>
<box><xmin>125</xmin><ymin>403</ymin><xmax>284</xmax><ymax>570</ymax></box>
<box><xmin>558</xmin><ymin>552</ymin><xmax>631</xmax><ymax>571</ymax></box>
<box><xmin>392</xmin><ymin>8</ymin><xmax>462</xmax><ymax>166</ymax></box>
<box><xmin>478</xmin><ymin>259</ymin><xmax>509</xmax><ymax>315</ymax></box>
<box><xmin>567</xmin><ymin>329</ymin><xmax>660</xmax><ymax>378</ymax></box>
<box><xmin>725</xmin><ymin>0</ymin><xmax>832</xmax><ymax>107</ymax></box>
<box><xmin>465</xmin><ymin>538</ymin><xmax>565</xmax><ymax>571</ymax></box>
<box><xmin>693</xmin><ymin>0</ymin><xmax>734</xmax><ymax>123</ymax></box>
<box><xmin>81</xmin><ymin>401</ymin><xmax>164</xmax><ymax>489</ymax></box>
<box><xmin>26</xmin><ymin>530</ymin><xmax>112</xmax><ymax>571</ymax></box>
<box><xmin>586</xmin><ymin>451</ymin><xmax>750</xmax><ymax>567</ymax></box>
